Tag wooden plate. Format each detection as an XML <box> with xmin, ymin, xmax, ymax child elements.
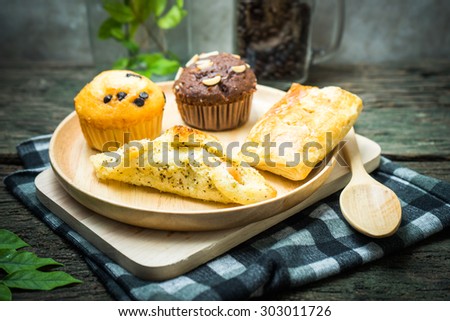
<box><xmin>49</xmin><ymin>82</ymin><xmax>340</xmax><ymax>231</ymax></box>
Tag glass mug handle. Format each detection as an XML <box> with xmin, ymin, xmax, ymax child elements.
<box><xmin>312</xmin><ymin>0</ymin><xmax>345</xmax><ymax>64</ymax></box>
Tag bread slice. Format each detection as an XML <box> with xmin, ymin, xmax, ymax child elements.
<box><xmin>90</xmin><ymin>125</ymin><xmax>276</xmax><ymax>204</ymax></box>
<box><xmin>244</xmin><ymin>83</ymin><xmax>363</xmax><ymax>181</ymax></box>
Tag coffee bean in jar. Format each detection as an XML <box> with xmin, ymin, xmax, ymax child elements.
<box><xmin>235</xmin><ymin>0</ymin><xmax>312</xmax><ymax>87</ymax></box>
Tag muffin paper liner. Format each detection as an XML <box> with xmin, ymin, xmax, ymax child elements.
<box><xmin>176</xmin><ymin>93</ymin><xmax>254</xmax><ymax>131</ymax></box>
<box><xmin>79</xmin><ymin>114</ymin><xmax>163</xmax><ymax>151</ymax></box>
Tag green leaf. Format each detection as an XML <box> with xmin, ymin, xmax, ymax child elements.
<box><xmin>0</xmin><ymin>250</ymin><xmax>62</xmax><ymax>274</ymax></box>
<box><xmin>136</xmin><ymin>69</ymin><xmax>153</xmax><ymax>79</ymax></box>
<box><xmin>129</xmin><ymin>20</ymin><xmax>141</xmax><ymax>39</ymax></box>
<box><xmin>113</xmin><ymin>57</ymin><xmax>131</xmax><ymax>69</ymax></box>
<box><xmin>0</xmin><ymin>284</ymin><xmax>12</xmax><ymax>301</ymax></box>
<box><xmin>176</xmin><ymin>0</ymin><xmax>184</xmax><ymax>7</ymax></box>
<box><xmin>3</xmin><ymin>270</ymin><xmax>82</xmax><ymax>291</ymax></box>
<box><xmin>110</xmin><ymin>28</ymin><xmax>126</xmax><ymax>40</ymax></box>
<box><xmin>157</xmin><ymin>5</ymin><xmax>187</xmax><ymax>29</ymax></box>
<box><xmin>120</xmin><ymin>39</ymin><xmax>140</xmax><ymax>55</ymax></box>
<box><xmin>98</xmin><ymin>18</ymin><xmax>123</xmax><ymax>40</ymax></box>
<box><xmin>130</xmin><ymin>0</ymin><xmax>154</xmax><ymax>22</ymax></box>
<box><xmin>0</xmin><ymin>229</ymin><xmax>29</xmax><ymax>250</ymax></box>
<box><xmin>102</xmin><ymin>0</ymin><xmax>135</xmax><ymax>23</ymax></box>
<box><xmin>149</xmin><ymin>58</ymin><xmax>180</xmax><ymax>75</ymax></box>
<box><xmin>153</xmin><ymin>0</ymin><xmax>168</xmax><ymax>17</ymax></box>
<box><xmin>138</xmin><ymin>52</ymin><xmax>164</xmax><ymax>64</ymax></box>
<box><xmin>138</xmin><ymin>53</ymin><xmax>180</xmax><ymax>75</ymax></box>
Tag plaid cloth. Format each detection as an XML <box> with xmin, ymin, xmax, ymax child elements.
<box><xmin>4</xmin><ymin>134</ymin><xmax>450</xmax><ymax>300</ymax></box>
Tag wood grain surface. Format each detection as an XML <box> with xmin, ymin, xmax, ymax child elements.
<box><xmin>0</xmin><ymin>62</ymin><xmax>449</xmax><ymax>300</ymax></box>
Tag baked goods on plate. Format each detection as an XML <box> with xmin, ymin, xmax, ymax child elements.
<box><xmin>48</xmin><ymin>80</ymin><xmax>375</xmax><ymax>231</ymax></box>
<box><xmin>74</xmin><ymin>70</ymin><xmax>165</xmax><ymax>151</ymax></box>
<box><xmin>173</xmin><ymin>52</ymin><xmax>256</xmax><ymax>131</ymax></box>
<box><xmin>90</xmin><ymin>125</ymin><xmax>276</xmax><ymax>205</ymax></box>
<box><xmin>245</xmin><ymin>83</ymin><xmax>363</xmax><ymax>180</ymax></box>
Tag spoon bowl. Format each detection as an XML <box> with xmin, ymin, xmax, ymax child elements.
<box><xmin>339</xmin><ymin>128</ymin><xmax>402</xmax><ymax>238</ymax></box>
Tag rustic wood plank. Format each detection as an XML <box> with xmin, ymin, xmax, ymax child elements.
<box><xmin>0</xmin><ymin>67</ymin><xmax>96</xmax><ymax>154</ymax></box>
<box><xmin>309</xmin><ymin>63</ymin><xmax>450</xmax><ymax>159</ymax></box>
<box><xmin>356</xmin><ymin>106</ymin><xmax>449</xmax><ymax>160</ymax></box>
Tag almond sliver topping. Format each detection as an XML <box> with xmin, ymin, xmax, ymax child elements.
<box><xmin>202</xmin><ymin>75</ymin><xmax>221</xmax><ymax>86</ymax></box>
<box><xmin>196</xmin><ymin>59</ymin><xmax>213</xmax><ymax>70</ymax></box>
<box><xmin>199</xmin><ymin>51</ymin><xmax>219</xmax><ymax>59</ymax></box>
<box><xmin>175</xmin><ymin>67</ymin><xmax>183</xmax><ymax>80</ymax></box>
<box><xmin>231</xmin><ymin>65</ymin><xmax>246</xmax><ymax>73</ymax></box>
<box><xmin>185</xmin><ymin>54</ymin><xmax>199</xmax><ymax>67</ymax></box>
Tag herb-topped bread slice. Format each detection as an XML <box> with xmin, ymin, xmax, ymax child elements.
<box><xmin>90</xmin><ymin>125</ymin><xmax>276</xmax><ymax>205</ymax></box>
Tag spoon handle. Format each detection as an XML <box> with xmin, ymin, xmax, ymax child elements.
<box><xmin>343</xmin><ymin>128</ymin><xmax>366</xmax><ymax>180</ymax></box>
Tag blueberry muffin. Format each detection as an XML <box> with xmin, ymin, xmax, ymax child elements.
<box><xmin>173</xmin><ymin>51</ymin><xmax>257</xmax><ymax>131</ymax></box>
<box><xmin>74</xmin><ymin>70</ymin><xmax>165</xmax><ymax>151</ymax></box>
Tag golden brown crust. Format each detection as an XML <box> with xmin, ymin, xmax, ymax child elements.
<box><xmin>245</xmin><ymin>83</ymin><xmax>363</xmax><ymax>181</ymax></box>
<box><xmin>74</xmin><ymin>70</ymin><xmax>165</xmax><ymax>129</ymax></box>
<box><xmin>165</xmin><ymin>125</ymin><xmax>219</xmax><ymax>143</ymax></box>
<box><xmin>74</xmin><ymin>70</ymin><xmax>165</xmax><ymax>151</ymax></box>
<box><xmin>90</xmin><ymin>125</ymin><xmax>277</xmax><ymax>205</ymax></box>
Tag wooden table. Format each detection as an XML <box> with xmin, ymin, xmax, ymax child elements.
<box><xmin>0</xmin><ymin>62</ymin><xmax>449</xmax><ymax>300</ymax></box>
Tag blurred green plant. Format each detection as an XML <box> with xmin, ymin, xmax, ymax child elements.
<box><xmin>98</xmin><ymin>0</ymin><xmax>187</xmax><ymax>78</ymax></box>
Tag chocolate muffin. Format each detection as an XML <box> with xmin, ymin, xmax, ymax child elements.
<box><xmin>173</xmin><ymin>51</ymin><xmax>257</xmax><ymax>131</ymax></box>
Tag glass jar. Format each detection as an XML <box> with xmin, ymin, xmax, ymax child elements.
<box><xmin>234</xmin><ymin>0</ymin><xmax>344</xmax><ymax>89</ymax></box>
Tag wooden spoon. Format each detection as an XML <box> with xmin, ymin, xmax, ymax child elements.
<box><xmin>339</xmin><ymin>128</ymin><xmax>402</xmax><ymax>238</ymax></box>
